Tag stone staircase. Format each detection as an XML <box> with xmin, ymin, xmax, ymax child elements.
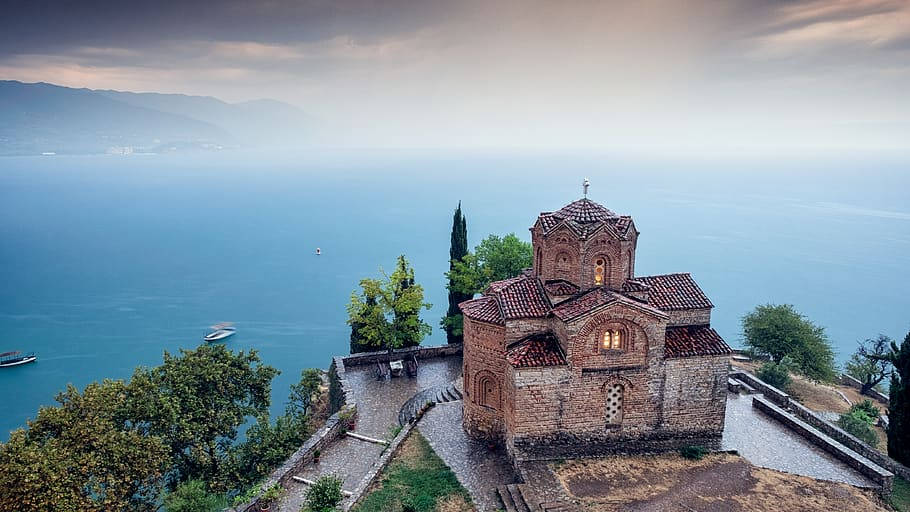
<box><xmin>397</xmin><ymin>382</ymin><xmax>463</xmax><ymax>426</ymax></box>
<box><xmin>495</xmin><ymin>483</ymin><xmax>581</xmax><ymax>512</ymax></box>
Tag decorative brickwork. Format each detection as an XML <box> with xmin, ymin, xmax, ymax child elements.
<box><xmin>461</xmin><ymin>196</ymin><xmax>732</xmax><ymax>462</ymax></box>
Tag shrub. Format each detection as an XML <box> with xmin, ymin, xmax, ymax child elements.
<box><xmin>679</xmin><ymin>445</ymin><xmax>708</xmax><ymax>460</ymax></box>
<box><xmin>757</xmin><ymin>356</ymin><xmax>796</xmax><ymax>392</ymax></box>
<box><xmin>850</xmin><ymin>400</ymin><xmax>880</xmax><ymax>424</ymax></box>
<box><xmin>305</xmin><ymin>474</ymin><xmax>344</xmax><ymax>512</ymax></box>
<box><xmin>742</xmin><ymin>304</ymin><xmax>836</xmax><ymax>381</ymax></box>
<box><xmin>837</xmin><ymin>410</ymin><xmax>879</xmax><ymax>447</ymax></box>
<box><xmin>164</xmin><ymin>480</ymin><xmax>225</xmax><ymax>512</ymax></box>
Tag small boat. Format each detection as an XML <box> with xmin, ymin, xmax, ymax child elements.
<box><xmin>204</xmin><ymin>322</ymin><xmax>236</xmax><ymax>342</ymax></box>
<box><xmin>0</xmin><ymin>351</ymin><xmax>37</xmax><ymax>368</ymax></box>
<box><xmin>316</xmin><ymin>247</ymin><xmax>321</xmax><ymax>255</ymax></box>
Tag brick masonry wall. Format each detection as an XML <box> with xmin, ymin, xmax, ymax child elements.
<box><xmin>531</xmin><ymin>225</ymin><xmax>635</xmax><ymax>290</ymax></box>
<box><xmin>462</xmin><ymin>316</ymin><xmax>507</xmax><ymax>439</ymax></box>
<box><xmin>662</xmin><ymin>355</ymin><xmax>729</xmax><ymax>432</ymax></box>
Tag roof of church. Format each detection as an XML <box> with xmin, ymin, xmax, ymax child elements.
<box><xmin>485</xmin><ymin>274</ymin><xmax>551</xmax><ymax>320</ymax></box>
<box><xmin>550</xmin><ymin>286</ymin><xmax>667</xmax><ymax>321</ymax></box>
<box><xmin>635</xmin><ymin>273</ymin><xmax>714</xmax><ymax>310</ymax></box>
<box><xmin>458</xmin><ymin>296</ymin><xmax>504</xmax><ymax>325</ymax></box>
<box><xmin>543</xmin><ymin>279</ymin><xmax>580</xmax><ymax>296</ymax></box>
<box><xmin>664</xmin><ymin>325</ymin><xmax>732</xmax><ymax>358</ymax></box>
<box><xmin>536</xmin><ymin>198</ymin><xmax>636</xmax><ymax>239</ymax></box>
<box><xmin>506</xmin><ymin>332</ymin><xmax>567</xmax><ymax>368</ymax></box>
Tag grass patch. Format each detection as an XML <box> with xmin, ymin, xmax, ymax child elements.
<box><xmin>892</xmin><ymin>477</ymin><xmax>910</xmax><ymax>512</ymax></box>
<box><xmin>352</xmin><ymin>431</ymin><xmax>474</xmax><ymax>512</ymax></box>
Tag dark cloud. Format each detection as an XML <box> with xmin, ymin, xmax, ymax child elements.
<box><xmin>0</xmin><ymin>0</ymin><xmax>455</xmax><ymax>57</ymax></box>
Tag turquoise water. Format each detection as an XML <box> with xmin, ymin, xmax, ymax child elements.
<box><xmin>1</xmin><ymin>151</ymin><xmax>908</xmax><ymax>438</ymax></box>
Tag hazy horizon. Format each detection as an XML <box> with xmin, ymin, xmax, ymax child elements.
<box><xmin>2</xmin><ymin>0</ymin><xmax>909</xmax><ymax>153</ymax></box>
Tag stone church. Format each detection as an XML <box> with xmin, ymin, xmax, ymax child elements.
<box><xmin>459</xmin><ymin>195</ymin><xmax>732</xmax><ymax>460</ymax></box>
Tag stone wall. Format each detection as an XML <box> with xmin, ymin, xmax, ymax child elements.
<box><xmin>339</xmin><ymin>344</ymin><xmax>463</xmax><ymax>367</ymax></box>
<box><xmin>753</xmin><ymin>396</ymin><xmax>893</xmax><ymax>495</ymax></box>
<box><xmin>662</xmin><ymin>355</ymin><xmax>728</xmax><ymax>432</ymax></box>
<box><xmin>839</xmin><ymin>374</ymin><xmax>890</xmax><ymax>405</ymax></box>
<box><xmin>788</xmin><ymin>399</ymin><xmax>910</xmax><ymax>481</ymax></box>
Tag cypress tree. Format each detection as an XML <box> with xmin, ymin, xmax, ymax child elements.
<box><xmin>888</xmin><ymin>330</ymin><xmax>910</xmax><ymax>465</ymax></box>
<box><xmin>442</xmin><ymin>202</ymin><xmax>470</xmax><ymax>344</ymax></box>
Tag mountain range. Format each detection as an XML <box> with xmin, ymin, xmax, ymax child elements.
<box><xmin>0</xmin><ymin>80</ymin><xmax>314</xmax><ymax>155</ymax></box>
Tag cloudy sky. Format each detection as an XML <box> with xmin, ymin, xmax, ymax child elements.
<box><xmin>2</xmin><ymin>0</ymin><xmax>908</xmax><ymax>152</ymax></box>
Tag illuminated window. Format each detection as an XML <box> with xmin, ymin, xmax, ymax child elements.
<box><xmin>601</xmin><ymin>329</ymin><xmax>622</xmax><ymax>350</ymax></box>
<box><xmin>594</xmin><ymin>258</ymin><xmax>605</xmax><ymax>285</ymax></box>
<box><xmin>605</xmin><ymin>383</ymin><xmax>624</xmax><ymax>425</ymax></box>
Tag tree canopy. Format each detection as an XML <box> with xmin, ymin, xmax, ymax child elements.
<box><xmin>741</xmin><ymin>303</ymin><xmax>836</xmax><ymax>382</ymax></box>
<box><xmin>445</xmin><ymin>233</ymin><xmax>533</xmax><ymax>297</ymax></box>
<box><xmin>0</xmin><ymin>380</ymin><xmax>169</xmax><ymax>511</ymax></box>
<box><xmin>442</xmin><ymin>202</ymin><xmax>471</xmax><ymax>344</ymax></box>
<box><xmin>0</xmin><ymin>344</ymin><xmax>324</xmax><ymax>508</ymax></box>
<box><xmin>887</xmin><ymin>330</ymin><xmax>910</xmax><ymax>465</ymax></box>
<box><xmin>348</xmin><ymin>255</ymin><xmax>432</xmax><ymax>353</ymax></box>
<box><xmin>845</xmin><ymin>334</ymin><xmax>894</xmax><ymax>394</ymax></box>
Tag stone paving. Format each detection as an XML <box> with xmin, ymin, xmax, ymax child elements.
<box><xmin>345</xmin><ymin>356</ymin><xmax>462</xmax><ymax>439</ymax></box>
<box><xmin>274</xmin><ymin>354</ymin><xmax>462</xmax><ymax>511</ymax></box>
<box><xmin>417</xmin><ymin>401</ymin><xmax>519</xmax><ymax>512</ymax></box>
<box><xmin>722</xmin><ymin>392</ymin><xmax>875</xmax><ymax>488</ymax></box>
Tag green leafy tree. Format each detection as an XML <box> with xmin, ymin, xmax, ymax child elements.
<box><xmin>350</xmin><ymin>293</ymin><xmax>380</xmax><ymax>354</ymax></box>
<box><xmin>347</xmin><ymin>255</ymin><xmax>432</xmax><ymax>354</ymax></box>
<box><xmin>887</xmin><ymin>331</ymin><xmax>910</xmax><ymax>465</ymax></box>
<box><xmin>163</xmin><ymin>479</ymin><xmax>226</xmax><ymax>512</ymax></box>
<box><xmin>306</xmin><ymin>474</ymin><xmax>344</xmax><ymax>512</ymax></box>
<box><xmin>224</xmin><ymin>369</ymin><xmax>321</xmax><ymax>487</ymax></box>
<box><xmin>445</xmin><ymin>233</ymin><xmax>533</xmax><ymax>296</ymax></box>
<box><xmin>127</xmin><ymin>344</ymin><xmax>278</xmax><ymax>489</ymax></box>
<box><xmin>741</xmin><ymin>304</ymin><xmax>836</xmax><ymax>382</ymax></box>
<box><xmin>846</xmin><ymin>335</ymin><xmax>894</xmax><ymax>395</ymax></box>
<box><xmin>441</xmin><ymin>202</ymin><xmax>470</xmax><ymax>344</ymax></box>
<box><xmin>0</xmin><ymin>380</ymin><xmax>169</xmax><ymax>511</ymax></box>
<box><xmin>756</xmin><ymin>356</ymin><xmax>797</xmax><ymax>392</ymax></box>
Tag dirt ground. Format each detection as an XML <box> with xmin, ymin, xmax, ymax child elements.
<box><xmin>554</xmin><ymin>453</ymin><xmax>890</xmax><ymax>512</ymax></box>
<box><xmin>732</xmin><ymin>358</ymin><xmax>889</xmax><ymax>447</ymax></box>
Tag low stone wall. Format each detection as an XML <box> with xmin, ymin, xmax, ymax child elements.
<box><xmin>730</xmin><ymin>370</ymin><xmax>789</xmax><ymax>407</ymax></box>
<box><xmin>839</xmin><ymin>374</ymin><xmax>890</xmax><ymax>405</ymax></box>
<box><xmin>341</xmin><ymin>344</ymin><xmax>463</xmax><ymax>367</ymax></box>
<box><xmin>511</xmin><ymin>429</ymin><xmax>723</xmax><ymax>461</ymax></box>
<box><xmin>788</xmin><ymin>399</ymin><xmax>910</xmax><ymax>481</ymax></box>
<box><xmin>752</xmin><ymin>396</ymin><xmax>893</xmax><ymax>495</ymax></box>
<box><xmin>343</xmin><ymin>421</ymin><xmax>418</xmax><ymax>511</ymax></box>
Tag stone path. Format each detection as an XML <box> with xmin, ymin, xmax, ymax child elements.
<box><xmin>722</xmin><ymin>392</ymin><xmax>875</xmax><ymax>487</ymax></box>
<box><xmin>273</xmin><ymin>354</ymin><xmax>463</xmax><ymax>511</ymax></box>
<box><xmin>418</xmin><ymin>401</ymin><xmax>519</xmax><ymax>512</ymax></box>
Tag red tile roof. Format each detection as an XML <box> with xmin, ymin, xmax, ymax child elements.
<box><xmin>635</xmin><ymin>273</ymin><xmax>713</xmax><ymax>311</ymax></box>
<box><xmin>459</xmin><ymin>296</ymin><xmax>504</xmax><ymax>325</ymax></box>
<box><xmin>664</xmin><ymin>325</ymin><xmax>732</xmax><ymax>358</ymax></box>
<box><xmin>551</xmin><ymin>287</ymin><xmax>616</xmax><ymax>321</ymax></box>
<box><xmin>621</xmin><ymin>279</ymin><xmax>651</xmax><ymax>292</ymax></box>
<box><xmin>486</xmin><ymin>275</ymin><xmax>551</xmax><ymax>320</ymax></box>
<box><xmin>506</xmin><ymin>332</ymin><xmax>566</xmax><ymax>368</ymax></box>
<box><xmin>544</xmin><ymin>279</ymin><xmax>580</xmax><ymax>296</ymax></box>
<box><xmin>536</xmin><ymin>199</ymin><xmax>636</xmax><ymax>240</ymax></box>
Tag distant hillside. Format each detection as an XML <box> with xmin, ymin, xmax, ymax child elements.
<box><xmin>0</xmin><ymin>81</ymin><xmax>312</xmax><ymax>156</ymax></box>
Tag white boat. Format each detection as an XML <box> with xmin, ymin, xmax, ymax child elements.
<box><xmin>204</xmin><ymin>323</ymin><xmax>236</xmax><ymax>342</ymax></box>
<box><xmin>0</xmin><ymin>351</ymin><xmax>37</xmax><ymax>368</ymax></box>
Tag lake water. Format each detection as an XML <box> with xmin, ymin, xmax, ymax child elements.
<box><xmin>1</xmin><ymin>150</ymin><xmax>908</xmax><ymax>438</ymax></box>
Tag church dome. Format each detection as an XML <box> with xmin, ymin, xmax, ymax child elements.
<box><xmin>554</xmin><ymin>198</ymin><xmax>617</xmax><ymax>223</ymax></box>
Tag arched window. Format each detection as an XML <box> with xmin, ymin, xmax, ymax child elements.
<box><xmin>594</xmin><ymin>258</ymin><xmax>606</xmax><ymax>285</ymax></box>
<box><xmin>555</xmin><ymin>252</ymin><xmax>572</xmax><ymax>279</ymax></box>
<box><xmin>536</xmin><ymin>247</ymin><xmax>543</xmax><ymax>274</ymax></box>
<box><xmin>476</xmin><ymin>374</ymin><xmax>500</xmax><ymax>410</ymax></box>
<box><xmin>605</xmin><ymin>383</ymin><xmax>624</xmax><ymax>425</ymax></box>
<box><xmin>601</xmin><ymin>329</ymin><xmax>623</xmax><ymax>350</ymax></box>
